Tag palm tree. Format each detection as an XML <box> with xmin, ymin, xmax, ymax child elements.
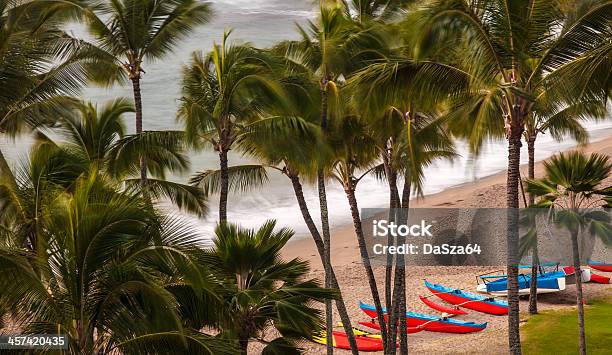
<box><xmin>526</xmin><ymin>151</ymin><xmax>612</xmax><ymax>355</ymax></box>
<box><xmin>205</xmin><ymin>220</ymin><xmax>336</xmax><ymax>355</ymax></box>
<box><xmin>79</xmin><ymin>0</ymin><xmax>212</xmax><ymax>183</ymax></box>
<box><xmin>0</xmin><ymin>0</ymin><xmax>96</xmax><ymax>179</ymax></box>
<box><xmin>349</xmin><ymin>48</ymin><xmax>457</xmax><ymax>352</ymax></box>
<box><xmin>0</xmin><ymin>140</ymin><xmax>84</xmax><ymax>252</ymax></box>
<box><xmin>232</xmin><ymin>73</ymin><xmax>369</xmax><ymax>354</ymax></box>
<box><xmin>345</xmin><ymin>0</ymin><xmax>408</xmax><ymax>23</ymax></box>
<box><xmin>274</xmin><ymin>2</ymin><xmax>392</xmax><ymax>350</ymax></box>
<box><xmin>406</xmin><ymin>2</ymin><xmax>611</xmax><ymax>351</ymax></box>
<box><xmin>523</xmin><ymin>96</ymin><xmax>607</xmax><ymax>314</ymax></box>
<box><xmin>178</xmin><ymin>31</ymin><xmax>285</xmax><ymax>223</ymax></box>
<box><xmin>0</xmin><ymin>169</ymin><xmax>229</xmax><ymax>353</ymax></box>
<box><xmin>53</xmin><ymin>99</ymin><xmax>208</xmax><ymax>216</ymax></box>
<box><xmin>276</xmin><ymin>5</ymin><xmax>355</xmax><ymax>351</ymax></box>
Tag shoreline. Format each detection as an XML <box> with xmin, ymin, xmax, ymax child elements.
<box><xmin>277</xmin><ymin>134</ymin><xmax>612</xmax><ymax>354</ymax></box>
<box><xmin>282</xmin><ymin>132</ymin><xmax>612</xmax><ymax>268</ymax></box>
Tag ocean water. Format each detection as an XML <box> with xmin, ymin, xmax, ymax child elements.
<box><xmin>2</xmin><ymin>0</ymin><xmax>612</xmax><ymax>240</ymax></box>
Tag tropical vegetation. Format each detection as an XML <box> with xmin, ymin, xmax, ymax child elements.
<box><xmin>526</xmin><ymin>152</ymin><xmax>612</xmax><ymax>355</ymax></box>
<box><xmin>0</xmin><ymin>0</ymin><xmax>610</xmax><ymax>354</ymax></box>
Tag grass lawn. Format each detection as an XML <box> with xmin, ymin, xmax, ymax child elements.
<box><xmin>521</xmin><ymin>296</ymin><xmax>612</xmax><ymax>354</ymax></box>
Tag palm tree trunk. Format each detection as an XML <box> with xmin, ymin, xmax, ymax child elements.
<box><xmin>288</xmin><ymin>173</ymin><xmax>359</xmax><ymax>355</ymax></box>
<box><xmin>318</xmin><ymin>84</ymin><xmax>334</xmax><ymax>355</ymax></box>
<box><xmin>344</xmin><ymin>183</ymin><xmax>389</xmax><ymax>350</ymax></box>
<box><xmin>528</xmin><ymin>245</ymin><xmax>539</xmax><ymax>314</ymax></box>
<box><xmin>506</xmin><ymin>119</ymin><xmax>523</xmax><ymax>355</ymax></box>
<box><xmin>527</xmin><ymin>135</ymin><xmax>538</xmax><ymax>315</ymax></box>
<box><xmin>396</xmin><ymin>179</ymin><xmax>410</xmax><ymax>354</ymax></box>
<box><xmin>571</xmin><ymin>230</ymin><xmax>587</xmax><ymax>355</ymax></box>
<box><xmin>384</xmin><ymin>159</ymin><xmax>399</xmax><ymax>354</ymax></box>
<box><xmin>318</xmin><ymin>172</ymin><xmax>334</xmax><ymax>355</ymax></box>
<box><xmin>131</xmin><ymin>77</ymin><xmax>147</xmax><ymax>184</ymax></box>
<box><xmin>383</xmin><ymin>154</ymin><xmax>399</xmax><ymax>314</ymax></box>
<box><xmin>239</xmin><ymin>334</ymin><xmax>249</xmax><ymax>355</ymax></box>
<box><xmin>219</xmin><ymin>149</ymin><xmax>229</xmax><ymax>223</ymax></box>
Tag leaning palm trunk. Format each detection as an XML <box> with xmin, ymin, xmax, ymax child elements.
<box><xmin>506</xmin><ymin>117</ymin><xmax>523</xmax><ymax>355</ymax></box>
<box><xmin>318</xmin><ymin>84</ymin><xmax>334</xmax><ymax>355</ymax></box>
<box><xmin>570</xmin><ymin>230</ymin><xmax>587</xmax><ymax>355</ymax></box>
<box><xmin>319</xmin><ymin>172</ymin><xmax>334</xmax><ymax>355</ymax></box>
<box><xmin>527</xmin><ymin>135</ymin><xmax>538</xmax><ymax>315</ymax></box>
<box><xmin>344</xmin><ymin>183</ymin><xmax>389</xmax><ymax>351</ymax></box>
<box><xmin>289</xmin><ymin>173</ymin><xmax>359</xmax><ymax>355</ymax></box>
<box><xmin>130</xmin><ymin>76</ymin><xmax>147</xmax><ymax>184</ymax></box>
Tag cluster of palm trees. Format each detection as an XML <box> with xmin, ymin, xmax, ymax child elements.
<box><xmin>524</xmin><ymin>151</ymin><xmax>612</xmax><ymax>355</ymax></box>
<box><xmin>0</xmin><ymin>0</ymin><xmax>609</xmax><ymax>354</ymax></box>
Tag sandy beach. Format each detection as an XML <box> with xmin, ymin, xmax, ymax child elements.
<box><xmin>280</xmin><ymin>136</ymin><xmax>612</xmax><ymax>354</ymax></box>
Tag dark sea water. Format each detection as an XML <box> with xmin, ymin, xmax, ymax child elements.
<box><xmin>2</xmin><ymin>0</ymin><xmax>611</xmax><ymax>240</ymax></box>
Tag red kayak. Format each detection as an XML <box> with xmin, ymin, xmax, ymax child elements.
<box><xmin>359</xmin><ymin>302</ymin><xmax>487</xmax><ymax>334</ymax></box>
<box><xmin>588</xmin><ymin>260</ymin><xmax>612</xmax><ymax>272</ymax></box>
<box><xmin>313</xmin><ymin>331</ymin><xmax>384</xmax><ymax>351</ymax></box>
<box><xmin>590</xmin><ymin>273</ymin><xmax>611</xmax><ymax>284</ymax></box>
<box><xmin>425</xmin><ymin>280</ymin><xmax>508</xmax><ymax>315</ymax></box>
<box><xmin>419</xmin><ymin>296</ymin><xmax>468</xmax><ymax>315</ymax></box>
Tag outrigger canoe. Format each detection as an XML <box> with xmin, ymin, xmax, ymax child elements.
<box><xmin>424</xmin><ymin>280</ymin><xmax>508</xmax><ymax>315</ymax></box>
<box><xmin>359</xmin><ymin>302</ymin><xmax>487</xmax><ymax>334</ymax></box>
<box><xmin>419</xmin><ymin>296</ymin><xmax>468</xmax><ymax>315</ymax></box>
<box><xmin>588</xmin><ymin>260</ymin><xmax>612</xmax><ymax>272</ymax></box>
<box><xmin>313</xmin><ymin>330</ymin><xmax>384</xmax><ymax>351</ymax></box>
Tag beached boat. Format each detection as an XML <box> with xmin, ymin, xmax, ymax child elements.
<box><xmin>424</xmin><ymin>280</ymin><xmax>509</xmax><ymax>315</ymax></box>
<box><xmin>359</xmin><ymin>302</ymin><xmax>487</xmax><ymax>333</ymax></box>
<box><xmin>313</xmin><ymin>330</ymin><xmax>384</xmax><ymax>351</ymax></box>
<box><xmin>588</xmin><ymin>260</ymin><xmax>612</xmax><ymax>272</ymax></box>
<box><xmin>419</xmin><ymin>296</ymin><xmax>468</xmax><ymax>315</ymax></box>
<box><xmin>589</xmin><ymin>273</ymin><xmax>611</xmax><ymax>284</ymax></box>
<box><xmin>563</xmin><ymin>266</ymin><xmax>591</xmax><ymax>284</ymax></box>
<box><xmin>565</xmin><ymin>266</ymin><xmax>610</xmax><ymax>283</ymax></box>
<box><xmin>476</xmin><ymin>271</ymin><xmax>566</xmax><ymax>296</ymax></box>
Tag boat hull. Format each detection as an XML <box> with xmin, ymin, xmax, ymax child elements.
<box><xmin>313</xmin><ymin>331</ymin><xmax>384</xmax><ymax>351</ymax></box>
<box><xmin>589</xmin><ymin>273</ymin><xmax>611</xmax><ymax>284</ymax></box>
<box><xmin>424</xmin><ymin>281</ymin><xmax>508</xmax><ymax>315</ymax></box>
<box><xmin>588</xmin><ymin>260</ymin><xmax>612</xmax><ymax>272</ymax></box>
<box><xmin>359</xmin><ymin>302</ymin><xmax>487</xmax><ymax>334</ymax></box>
<box><xmin>419</xmin><ymin>296</ymin><xmax>468</xmax><ymax>315</ymax></box>
<box><xmin>405</xmin><ymin>314</ymin><xmax>486</xmax><ymax>334</ymax></box>
<box><xmin>482</xmin><ymin>271</ymin><xmax>566</xmax><ymax>294</ymax></box>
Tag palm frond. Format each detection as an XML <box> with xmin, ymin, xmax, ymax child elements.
<box><xmin>189</xmin><ymin>165</ymin><xmax>269</xmax><ymax>196</ymax></box>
